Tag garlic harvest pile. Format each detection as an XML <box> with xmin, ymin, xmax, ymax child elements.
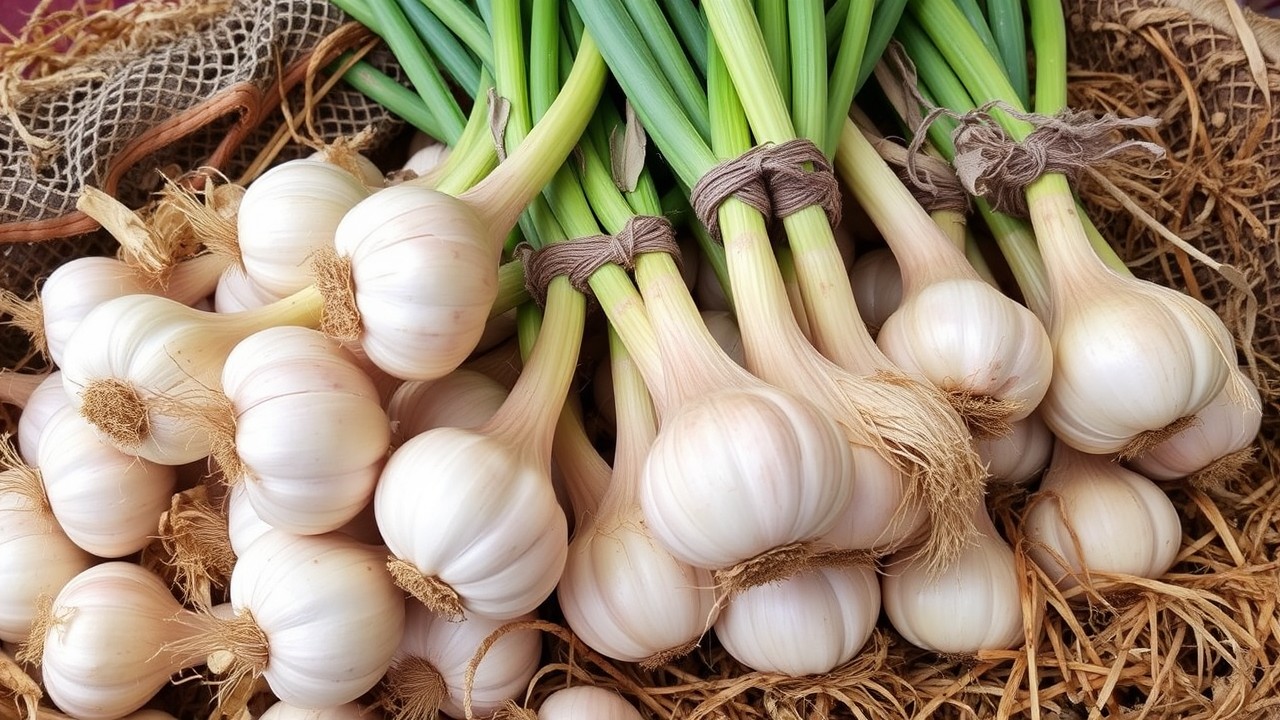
<box><xmin>0</xmin><ymin>0</ymin><xmax>1265</xmax><ymax>716</ymax></box>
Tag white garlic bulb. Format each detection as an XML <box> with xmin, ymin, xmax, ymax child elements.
<box><xmin>383</xmin><ymin>603</ymin><xmax>540</xmax><ymax>719</ymax></box>
<box><xmin>259</xmin><ymin>701</ymin><xmax>368</xmax><ymax>720</ymax></box>
<box><xmin>714</xmin><ymin>564</ymin><xmax>880</xmax><ymax>676</ymax></box>
<box><xmin>881</xmin><ymin>505</ymin><xmax>1024</xmax><ymax>654</ymax></box>
<box><xmin>221</xmin><ymin>326</ymin><xmax>389</xmax><ymax>534</ymax></box>
<box><xmin>237</xmin><ymin>158</ymin><xmax>372</xmax><ymax>298</ymax></box>
<box><xmin>976</xmin><ymin>412</ymin><xmax>1054</xmax><ymax>485</ymax></box>
<box><xmin>387</xmin><ymin>369</ymin><xmax>508</xmax><ymax>446</ymax></box>
<box><xmin>849</xmin><ymin>247</ymin><xmax>903</xmax><ymax>333</ymax></box>
<box><xmin>538</xmin><ymin>687</ymin><xmax>644</xmax><ymax>720</ymax></box>
<box><xmin>1128</xmin><ymin>366</ymin><xmax>1262</xmax><ymax>483</ymax></box>
<box><xmin>38</xmin><ymin>405</ymin><xmax>176</xmax><ymax>557</ymax></box>
<box><xmin>16</xmin><ymin>370</ymin><xmax>68</xmax><ymax>465</ymax></box>
<box><xmin>1024</xmin><ymin>442</ymin><xmax>1182</xmax><ymax>589</ymax></box>
<box><xmin>213</xmin><ymin>264</ymin><xmax>280</xmax><ymax>313</ymax></box>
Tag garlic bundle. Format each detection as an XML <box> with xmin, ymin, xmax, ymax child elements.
<box><xmin>558</xmin><ymin>332</ymin><xmax>717</xmax><ymax>665</ymax></box>
<box><xmin>37</xmin><ymin>405</ymin><xmax>177</xmax><ymax>557</ymax></box>
<box><xmin>1024</xmin><ymin>442</ymin><xmax>1181</xmax><ymax>589</ymax></box>
<box><xmin>848</xmin><ymin>247</ymin><xmax>903</xmax><ymax>334</ymax></box>
<box><xmin>538</xmin><ymin>687</ymin><xmax>645</xmax><ymax>720</ymax></box>
<box><xmin>235</xmin><ymin>159</ymin><xmax>373</xmax><ymax>299</ymax></box>
<box><xmin>18</xmin><ymin>253</ymin><xmax>226</xmax><ymax>366</ymax></box>
<box><xmin>205</xmin><ymin>531</ymin><xmax>405</xmax><ymax>708</ymax></box>
<box><xmin>881</xmin><ymin>504</ymin><xmax>1024</xmax><ymax>654</ymax></box>
<box><xmin>713</xmin><ymin>565</ymin><xmax>880</xmax><ymax>676</ymax></box>
<box><xmin>33</xmin><ymin>563</ymin><xmax>211</xmax><ymax>720</ymax></box>
<box><xmin>16</xmin><ymin>371</ymin><xmax>67</xmax><ymax>465</ymax></box>
<box><xmin>387</xmin><ymin>369</ymin><xmax>508</xmax><ymax>446</ymax></box>
<box><xmin>0</xmin><ymin>456</ymin><xmax>94</xmax><ymax>643</ymax></box>
<box><xmin>381</xmin><ymin>602</ymin><xmax>540</xmax><ymax>719</ymax></box>
<box><xmin>60</xmin><ymin>290</ymin><xmax>320</xmax><ymax>464</ymax></box>
<box><xmin>218</xmin><ymin>326</ymin><xmax>389</xmax><ymax>534</ymax></box>
<box><xmin>976</xmin><ymin>412</ymin><xmax>1054</xmax><ymax>485</ymax></box>
<box><xmin>1128</xmin><ymin>366</ymin><xmax>1262</xmax><ymax>485</ymax></box>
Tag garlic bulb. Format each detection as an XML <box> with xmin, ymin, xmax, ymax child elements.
<box><xmin>259</xmin><ymin>701</ymin><xmax>368</xmax><ymax>720</ymax></box>
<box><xmin>214</xmin><ymin>265</ymin><xmax>280</xmax><ymax>313</ymax></box>
<box><xmin>308</xmin><ymin>148</ymin><xmax>386</xmax><ymax>188</ymax></box>
<box><xmin>382</xmin><ymin>603</ymin><xmax>540</xmax><ymax>719</ymax></box>
<box><xmin>220</xmin><ymin>531</ymin><xmax>405</xmax><ymax>707</ymax></box>
<box><xmin>538</xmin><ymin>687</ymin><xmax>645</xmax><ymax>720</ymax></box>
<box><xmin>559</xmin><ymin>332</ymin><xmax>717</xmax><ymax>665</ymax></box>
<box><xmin>16</xmin><ymin>370</ymin><xmax>68</xmax><ymax>465</ymax></box>
<box><xmin>848</xmin><ymin>247</ymin><xmax>903</xmax><ymax>334</ymax></box>
<box><xmin>1128</xmin><ymin>366</ymin><xmax>1262</xmax><ymax>484</ymax></box>
<box><xmin>38</xmin><ymin>405</ymin><xmax>177</xmax><ymax>557</ymax></box>
<box><xmin>220</xmin><ymin>326</ymin><xmax>389</xmax><ymax>534</ymax></box>
<box><xmin>0</xmin><ymin>469</ymin><xmax>94</xmax><ymax>643</ymax></box>
<box><xmin>330</xmin><ymin>184</ymin><xmax>502</xmax><ymax>381</ymax></box>
<box><xmin>881</xmin><ymin>505</ymin><xmax>1024</xmax><ymax>653</ymax></box>
<box><xmin>226</xmin><ymin>483</ymin><xmax>382</xmax><ymax>557</ymax></box>
<box><xmin>976</xmin><ymin>412</ymin><xmax>1054</xmax><ymax>485</ymax></box>
<box><xmin>36</xmin><ymin>253</ymin><xmax>225</xmax><ymax>366</ymax></box>
<box><xmin>35</xmin><ymin>563</ymin><xmax>211</xmax><ymax>720</ymax></box>
<box><xmin>387</xmin><ymin>369</ymin><xmax>508</xmax><ymax>446</ymax></box>
<box><xmin>401</xmin><ymin>143</ymin><xmax>451</xmax><ymax>177</ymax></box>
<box><xmin>237</xmin><ymin>158</ymin><xmax>372</xmax><ymax>298</ymax></box>
<box><xmin>714</xmin><ymin>565</ymin><xmax>880</xmax><ymax>676</ymax></box>
<box><xmin>877</xmin><ymin>277</ymin><xmax>1053</xmax><ymax>434</ymax></box>
<box><xmin>60</xmin><ymin>290</ymin><xmax>320</xmax><ymax>464</ymax></box>
<box><xmin>1024</xmin><ymin>442</ymin><xmax>1181</xmax><ymax>589</ymax></box>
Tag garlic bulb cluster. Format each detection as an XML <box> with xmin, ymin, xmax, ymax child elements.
<box><xmin>714</xmin><ymin>565</ymin><xmax>880</xmax><ymax>675</ymax></box>
<box><xmin>383</xmin><ymin>602</ymin><xmax>540</xmax><ymax>719</ymax></box>
<box><xmin>1024</xmin><ymin>442</ymin><xmax>1181</xmax><ymax>589</ymax></box>
<box><xmin>220</xmin><ymin>326</ymin><xmax>389</xmax><ymax>534</ymax></box>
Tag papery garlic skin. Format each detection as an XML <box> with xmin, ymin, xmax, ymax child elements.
<box><xmin>387</xmin><ymin>369</ymin><xmax>508</xmax><ymax>445</ymax></box>
<box><xmin>375</xmin><ymin>429</ymin><xmax>568</xmax><ymax>620</ymax></box>
<box><xmin>17</xmin><ymin>371</ymin><xmax>68</xmax><ymax>465</ymax></box>
<box><xmin>849</xmin><ymin>248</ymin><xmax>903</xmax><ymax>333</ymax></box>
<box><xmin>1129</xmin><ymin>367</ymin><xmax>1262</xmax><ymax>481</ymax></box>
<box><xmin>1024</xmin><ymin>443</ymin><xmax>1181</xmax><ymax>588</ymax></box>
<box><xmin>878</xmin><ymin>279</ymin><xmax>1052</xmax><ymax>425</ymax></box>
<box><xmin>640</xmin><ymin>386</ymin><xmax>854</xmax><ymax>572</ymax></box>
<box><xmin>237</xmin><ymin>159</ymin><xmax>371</xmax><ymax>298</ymax></box>
<box><xmin>714</xmin><ymin>565</ymin><xmax>880</xmax><ymax>676</ymax></box>
<box><xmin>38</xmin><ymin>405</ymin><xmax>176</xmax><ymax>557</ymax></box>
<box><xmin>229</xmin><ymin>531</ymin><xmax>405</xmax><ymax>707</ymax></box>
<box><xmin>977</xmin><ymin>412</ymin><xmax>1054</xmax><ymax>485</ymax></box>
<box><xmin>259</xmin><ymin>701</ymin><xmax>367</xmax><ymax>720</ymax></box>
<box><xmin>334</xmin><ymin>185</ymin><xmax>501</xmax><ymax>381</ymax></box>
<box><xmin>1040</xmin><ymin>280</ymin><xmax>1235</xmax><ymax>455</ymax></box>
<box><xmin>0</xmin><ymin>493</ymin><xmax>94</xmax><ymax>643</ymax></box>
<box><xmin>881</xmin><ymin>508</ymin><xmax>1023</xmax><ymax>654</ymax></box>
<box><xmin>222</xmin><ymin>327</ymin><xmax>389</xmax><ymax>534</ymax></box>
<box><xmin>39</xmin><ymin>563</ymin><xmax>208</xmax><ymax>720</ymax></box>
<box><xmin>558</xmin><ymin>512</ymin><xmax>718</xmax><ymax>664</ymax></box>
<box><xmin>538</xmin><ymin>687</ymin><xmax>645</xmax><ymax>720</ymax></box>
<box><xmin>393</xmin><ymin>603</ymin><xmax>540</xmax><ymax>719</ymax></box>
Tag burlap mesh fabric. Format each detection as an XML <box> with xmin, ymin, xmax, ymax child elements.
<box><xmin>1065</xmin><ymin>0</ymin><xmax>1280</xmax><ymax>430</ymax></box>
<box><xmin>0</xmin><ymin>0</ymin><xmax>405</xmax><ymax>370</ymax></box>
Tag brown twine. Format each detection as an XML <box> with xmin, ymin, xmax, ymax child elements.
<box><xmin>881</xmin><ymin>41</ymin><xmax>1166</xmax><ymax>218</ymax></box>
<box><xmin>689</xmin><ymin>139</ymin><xmax>842</xmax><ymax>240</ymax></box>
<box><xmin>869</xmin><ymin>135</ymin><xmax>971</xmax><ymax>215</ymax></box>
<box><xmin>905</xmin><ymin>101</ymin><xmax>1166</xmax><ymax>218</ymax></box>
<box><xmin>516</xmin><ymin>215</ymin><xmax>681</xmax><ymax>306</ymax></box>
